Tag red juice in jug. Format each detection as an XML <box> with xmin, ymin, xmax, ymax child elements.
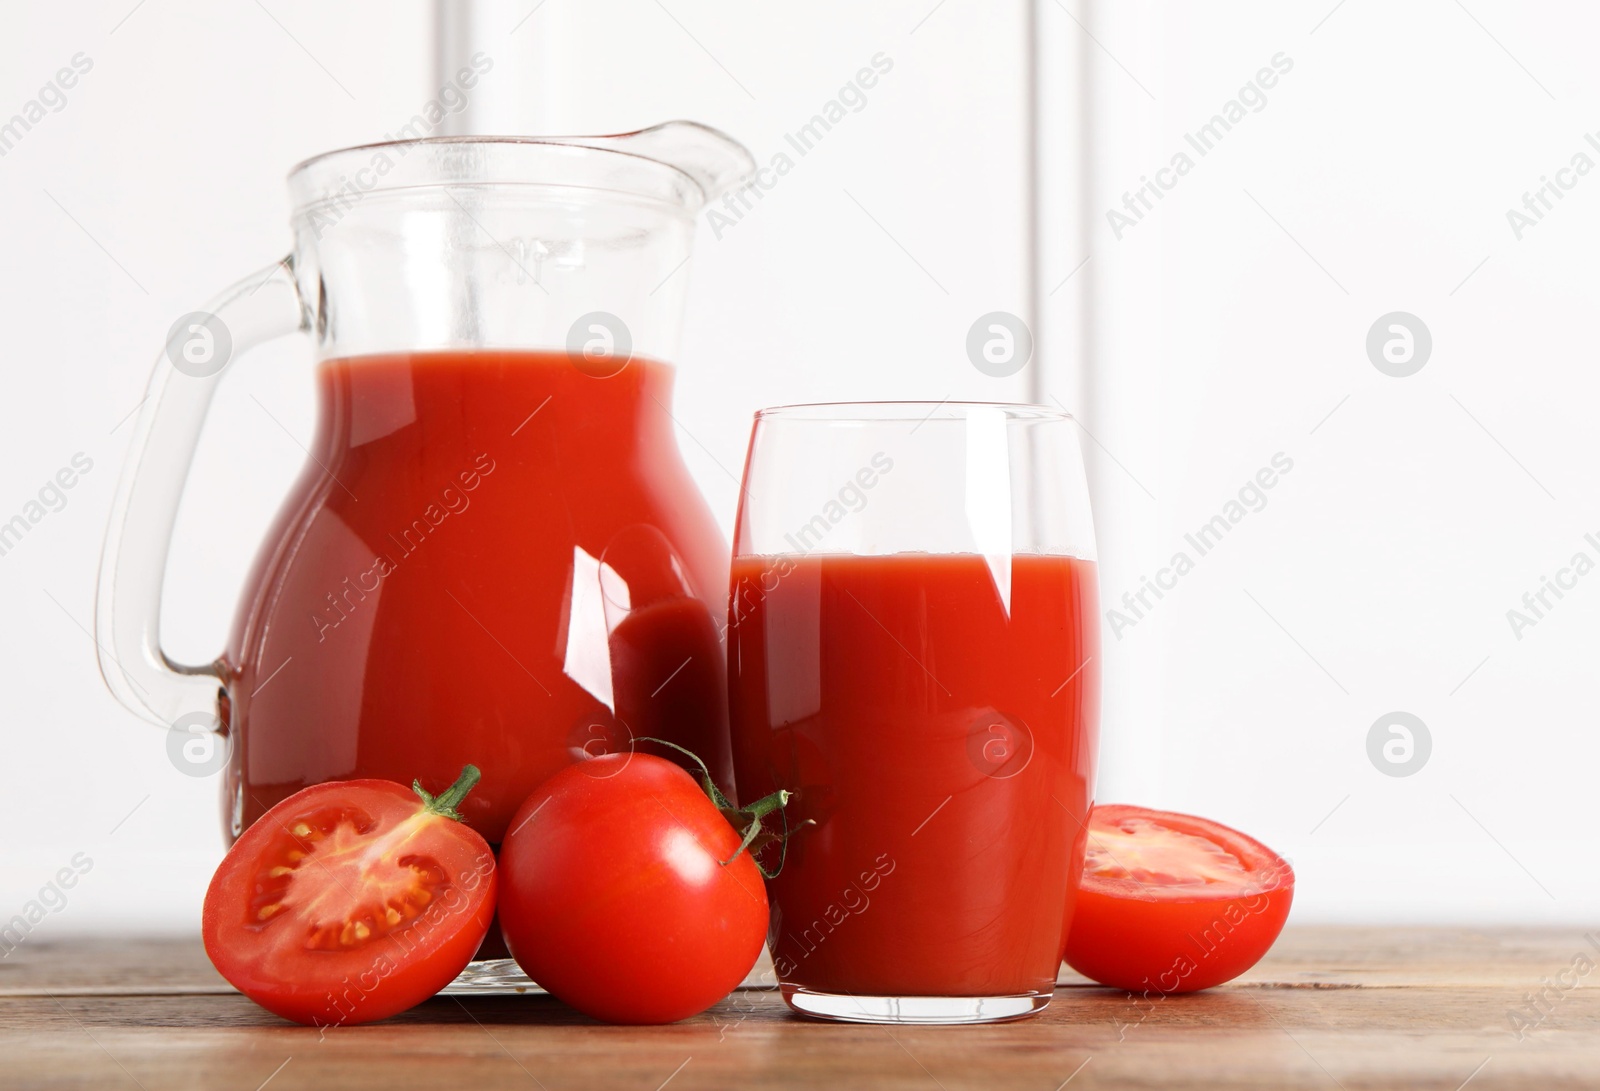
<box><xmin>222</xmin><ymin>350</ymin><xmax>733</xmax><ymax>845</ymax></box>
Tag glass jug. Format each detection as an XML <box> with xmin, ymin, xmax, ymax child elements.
<box><xmin>96</xmin><ymin>124</ymin><xmax>753</xmax><ymax>848</ymax></box>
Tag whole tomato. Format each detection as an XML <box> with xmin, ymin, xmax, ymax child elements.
<box><xmin>498</xmin><ymin>752</ymin><xmax>778</xmax><ymax>1024</ymax></box>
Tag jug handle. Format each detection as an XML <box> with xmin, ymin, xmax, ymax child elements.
<box><xmin>95</xmin><ymin>258</ymin><xmax>307</xmax><ymax>731</ymax></box>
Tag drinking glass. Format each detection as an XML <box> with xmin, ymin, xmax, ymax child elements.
<box><xmin>727</xmin><ymin>402</ymin><xmax>1101</xmax><ymax>1024</ymax></box>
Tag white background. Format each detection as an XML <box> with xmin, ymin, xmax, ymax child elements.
<box><xmin>0</xmin><ymin>0</ymin><xmax>1591</xmax><ymax>935</ymax></box>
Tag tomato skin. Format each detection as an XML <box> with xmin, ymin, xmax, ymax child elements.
<box><xmin>203</xmin><ymin>778</ymin><xmax>496</xmax><ymax>1026</ymax></box>
<box><xmin>498</xmin><ymin>754</ymin><xmax>768</xmax><ymax>1024</ymax></box>
<box><xmin>1062</xmin><ymin>805</ymin><xmax>1294</xmax><ymax>994</ymax></box>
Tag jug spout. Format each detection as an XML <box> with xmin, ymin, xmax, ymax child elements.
<box><xmin>560</xmin><ymin>121</ymin><xmax>755</xmax><ymax>207</ymax></box>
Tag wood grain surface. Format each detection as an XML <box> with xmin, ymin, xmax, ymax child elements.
<box><xmin>3</xmin><ymin>927</ymin><xmax>1596</xmax><ymax>1089</ymax></box>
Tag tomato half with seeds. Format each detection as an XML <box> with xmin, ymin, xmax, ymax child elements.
<box><xmin>203</xmin><ymin>767</ymin><xmax>496</xmax><ymax>1025</ymax></box>
<box><xmin>1062</xmin><ymin>805</ymin><xmax>1294</xmax><ymax>994</ymax></box>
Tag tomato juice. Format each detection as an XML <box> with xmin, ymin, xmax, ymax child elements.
<box><xmin>222</xmin><ymin>350</ymin><xmax>733</xmax><ymax>846</ymax></box>
<box><xmin>727</xmin><ymin>551</ymin><xmax>1099</xmax><ymax>1000</ymax></box>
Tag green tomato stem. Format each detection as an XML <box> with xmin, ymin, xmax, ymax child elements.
<box><xmin>633</xmin><ymin>737</ymin><xmax>801</xmax><ymax>878</ymax></box>
<box><xmin>413</xmin><ymin>764</ymin><xmax>481</xmax><ymax>822</ymax></box>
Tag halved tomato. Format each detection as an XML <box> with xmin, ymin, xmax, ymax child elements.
<box><xmin>1062</xmin><ymin>804</ymin><xmax>1294</xmax><ymax>993</ymax></box>
<box><xmin>202</xmin><ymin>767</ymin><xmax>496</xmax><ymax>1025</ymax></box>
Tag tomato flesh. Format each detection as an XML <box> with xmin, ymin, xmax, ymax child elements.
<box><xmin>497</xmin><ymin>753</ymin><xmax>768</xmax><ymax>1024</ymax></box>
<box><xmin>203</xmin><ymin>778</ymin><xmax>496</xmax><ymax>1025</ymax></box>
<box><xmin>1062</xmin><ymin>805</ymin><xmax>1294</xmax><ymax>994</ymax></box>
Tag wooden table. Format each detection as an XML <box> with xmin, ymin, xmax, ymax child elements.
<box><xmin>3</xmin><ymin>927</ymin><xmax>1595</xmax><ymax>1089</ymax></box>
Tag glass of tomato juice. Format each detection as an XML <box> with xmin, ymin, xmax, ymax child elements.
<box><xmin>726</xmin><ymin>402</ymin><xmax>1101</xmax><ymax>1024</ymax></box>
